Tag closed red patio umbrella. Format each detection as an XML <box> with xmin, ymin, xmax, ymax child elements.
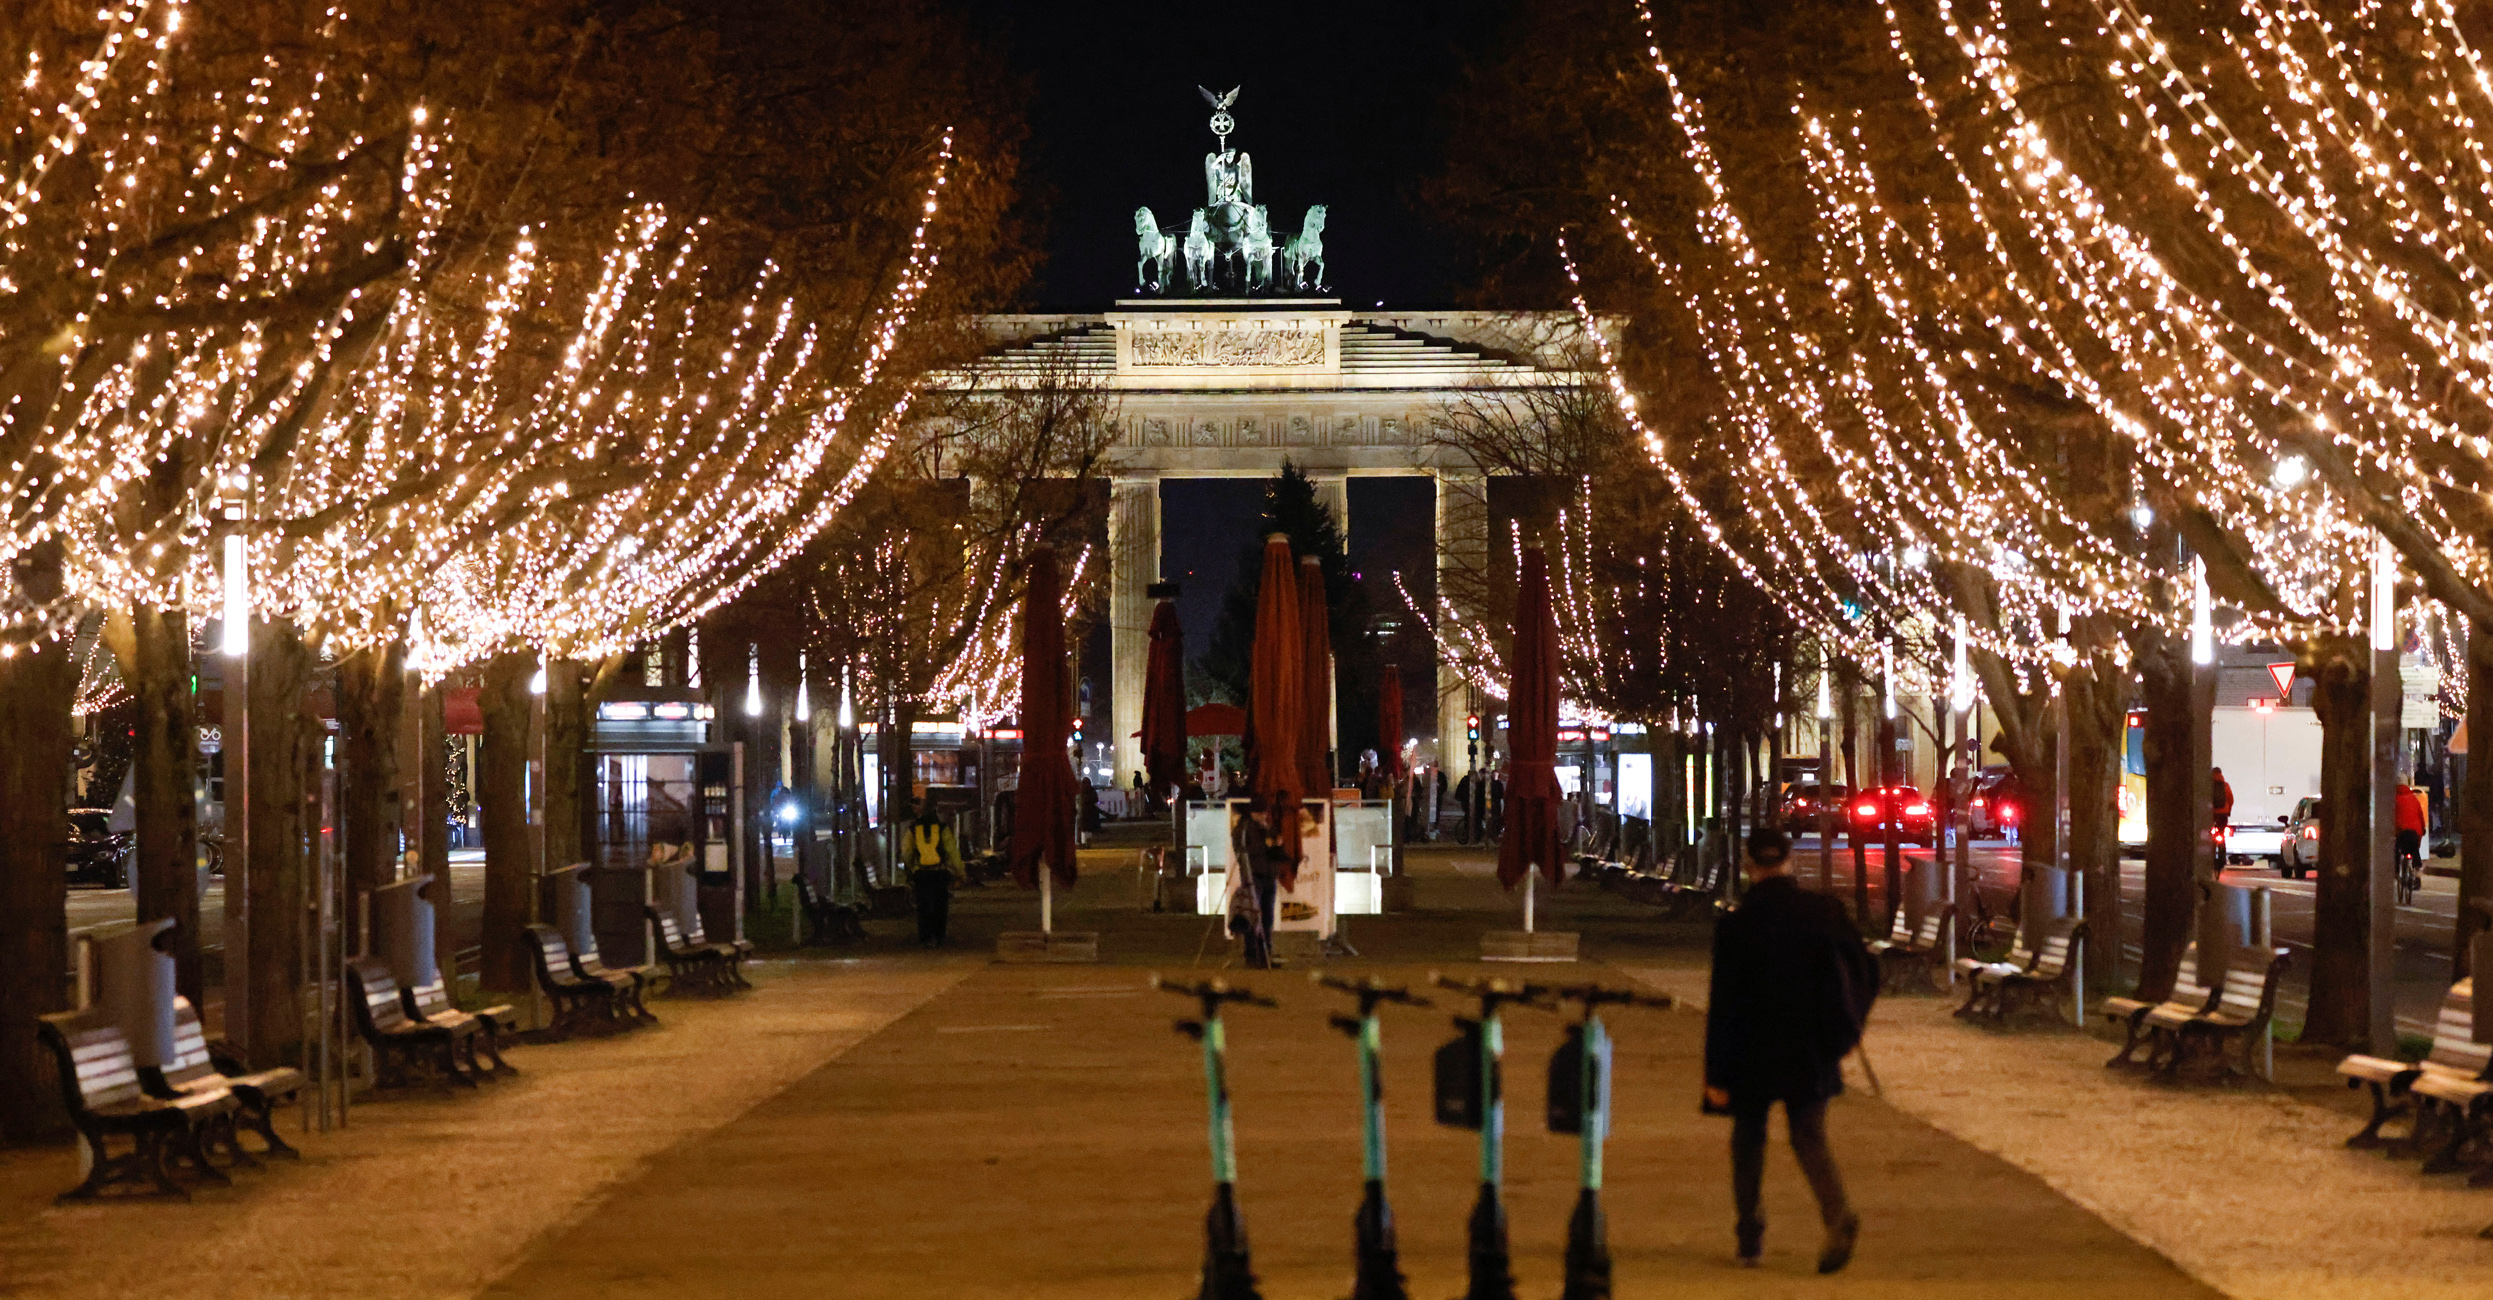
<box><xmin>1245</xmin><ymin>534</ymin><xmax>1303</xmax><ymax>884</ymax></box>
<box><xmin>1498</xmin><ymin>547</ymin><xmax>1564</xmax><ymax>890</ymax></box>
<box><xmin>1009</xmin><ymin>545</ymin><xmax>1077</xmax><ymax>891</ymax></box>
<box><xmin>1140</xmin><ymin>581</ymin><xmax>1187</xmax><ymax>796</ymax></box>
<box><xmin>1297</xmin><ymin>555</ymin><xmax>1332</xmax><ymax>797</ymax></box>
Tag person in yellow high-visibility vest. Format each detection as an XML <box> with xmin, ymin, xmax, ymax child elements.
<box><xmin>906</xmin><ymin>805</ymin><xmax>964</xmax><ymax>946</ymax></box>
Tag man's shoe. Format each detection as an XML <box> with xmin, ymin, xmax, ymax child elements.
<box><xmin>1735</xmin><ymin>1218</ymin><xmax>1763</xmax><ymax>1267</ymax></box>
<box><xmin>1817</xmin><ymin>1211</ymin><xmax>1859</xmax><ymax>1275</ymax></box>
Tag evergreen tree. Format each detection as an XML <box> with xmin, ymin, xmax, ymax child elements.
<box><xmin>1198</xmin><ymin>463</ymin><xmax>1379</xmax><ymax>779</ymax></box>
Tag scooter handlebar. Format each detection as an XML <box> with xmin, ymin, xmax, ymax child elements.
<box><xmin>1544</xmin><ymin>982</ymin><xmax>1675</xmax><ymax>1012</ymax></box>
<box><xmin>1149</xmin><ymin>973</ymin><xmax>1278</xmax><ymax>1010</ymax></box>
<box><xmin>1309</xmin><ymin>971</ymin><xmax>1432</xmax><ymax>1008</ymax></box>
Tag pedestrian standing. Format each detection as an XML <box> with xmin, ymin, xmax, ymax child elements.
<box><xmin>2210</xmin><ymin>767</ymin><xmax>2235</xmax><ymax>834</ymax></box>
<box><xmin>905</xmin><ymin>806</ymin><xmax>963</xmax><ymax>947</ymax></box>
<box><xmin>1227</xmin><ymin>797</ymin><xmax>1287</xmax><ymax>968</ymax></box>
<box><xmin>1704</xmin><ymin>826</ymin><xmax>1873</xmax><ymax>1273</ymax></box>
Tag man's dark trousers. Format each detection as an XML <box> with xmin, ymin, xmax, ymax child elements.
<box><xmin>912</xmin><ymin>867</ymin><xmax>953</xmax><ymax>944</ymax></box>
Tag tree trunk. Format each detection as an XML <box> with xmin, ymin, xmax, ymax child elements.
<box><xmin>544</xmin><ymin>659</ymin><xmax>588</xmax><ymax>871</ymax></box>
<box><xmin>246</xmin><ymin>619</ymin><xmax>316</xmax><ymax>1072</ymax></box>
<box><xmin>478</xmin><ymin>653</ymin><xmax>535</xmax><ymax>998</ymax></box>
<box><xmin>2133</xmin><ymin>629</ymin><xmax>2200</xmax><ymax>1001</ymax></box>
<box><xmin>0</xmin><ymin>641</ymin><xmax>76</xmax><ymax>1139</ymax></box>
<box><xmin>2459</xmin><ymin>619</ymin><xmax>2493</xmax><ymax>979</ymax></box>
<box><xmin>2065</xmin><ymin>656</ymin><xmax>2126</xmax><ymax>994</ymax></box>
<box><xmin>2306</xmin><ymin>633</ymin><xmax>2375</xmax><ymax>1047</ymax></box>
<box><xmin>336</xmin><ymin>640</ymin><xmax>405</xmax><ymax>953</ymax></box>
<box><xmin>131</xmin><ymin>604</ymin><xmax>203</xmax><ymax>1007</ymax></box>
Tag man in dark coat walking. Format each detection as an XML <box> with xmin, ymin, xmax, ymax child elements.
<box><xmin>1704</xmin><ymin>826</ymin><xmax>1872</xmax><ymax>1273</ymax></box>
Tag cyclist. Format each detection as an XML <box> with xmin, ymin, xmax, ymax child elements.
<box><xmin>2395</xmin><ymin>783</ymin><xmax>2427</xmax><ymax>904</ymax></box>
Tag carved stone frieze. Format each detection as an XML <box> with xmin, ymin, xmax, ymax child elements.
<box><xmin>1130</xmin><ymin>328</ymin><xmax>1325</xmax><ymax>368</ymax></box>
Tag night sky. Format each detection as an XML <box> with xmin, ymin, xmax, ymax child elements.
<box><xmin>957</xmin><ymin>0</ymin><xmax>1520</xmax><ymax>311</ymax></box>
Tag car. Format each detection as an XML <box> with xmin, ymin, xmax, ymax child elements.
<box><xmin>2218</xmin><ymin>819</ymin><xmax>2287</xmax><ymax>866</ymax></box>
<box><xmin>1781</xmin><ymin>782</ymin><xmax>1851</xmax><ymax>826</ymax></box>
<box><xmin>1966</xmin><ymin>768</ymin><xmax>2026</xmax><ymax>839</ymax></box>
<box><xmin>1848</xmin><ymin>784</ymin><xmax>1936</xmax><ymax>846</ymax></box>
<box><xmin>2279</xmin><ymin>796</ymin><xmax>2321</xmax><ymax>880</ymax></box>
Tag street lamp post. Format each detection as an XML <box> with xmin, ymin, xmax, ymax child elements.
<box><xmin>1816</xmin><ymin>670</ymin><xmax>1834</xmax><ymax>894</ymax></box>
<box><xmin>219</xmin><ymin>476</ymin><xmax>253</xmax><ymax>1063</ymax></box>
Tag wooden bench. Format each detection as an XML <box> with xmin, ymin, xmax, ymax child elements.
<box><xmin>2337</xmin><ymin>979</ymin><xmax>2486</xmax><ymax>1150</ymax></box>
<box><xmin>2101</xmin><ymin>943</ymin><xmax>2216</xmax><ymax>1068</ymax></box>
<box><xmin>678</xmin><ymin>902</ymin><xmax>755</xmax><ymax>973</ymax></box>
<box><xmin>37</xmin><ymin>1010</ymin><xmax>236</xmax><ymax>1201</ymax></box>
<box><xmin>1870</xmin><ymin>906</ymin><xmax>1954</xmax><ymax>992</ymax></box>
<box><xmin>1952</xmin><ymin>927</ymin><xmax>2039</xmax><ymax>1019</ymax></box>
<box><xmin>1967</xmin><ymin>918</ymin><xmax>2085</xmax><ymax>1022</ymax></box>
<box><xmin>2406</xmin><ymin>1002</ymin><xmax>2493</xmax><ymax>1178</ymax></box>
<box><xmin>155</xmin><ymin>996</ymin><xmax>305</xmax><ymax>1161</ymax></box>
<box><xmin>646</xmin><ymin>907</ymin><xmax>745</xmax><ymax>992</ymax></box>
<box><xmin>345</xmin><ymin>958</ymin><xmax>481</xmax><ymax>1086</ymax></box>
<box><xmin>2167</xmin><ymin>947</ymin><xmax>2292</xmax><ymax>1078</ymax></box>
<box><xmin>570</xmin><ymin>931</ymin><xmax>659</xmax><ymax>1025</ymax></box>
<box><xmin>406</xmin><ymin>979</ymin><xmax>519</xmax><ymax>1074</ymax></box>
<box><xmin>524</xmin><ymin>924</ymin><xmax>628</xmax><ymax>1034</ymax></box>
<box><xmin>793</xmin><ymin>871</ymin><xmax>866</xmax><ymax>945</ymax></box>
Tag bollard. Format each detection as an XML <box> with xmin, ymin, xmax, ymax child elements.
<box><xmin>1315</xmin><ymin>973</ymin><xmax>1431</xmax><ymax>1300</ymax></box>
<box><xmin>1544</xmin><ymin>982</ymin><xmax>1674</xmax><ymax>1300</ymax></box>
<box><xmin>1154</xmin><ymin>975</ymin><xmax>1276</xmax><ymax>1300</ymax></box>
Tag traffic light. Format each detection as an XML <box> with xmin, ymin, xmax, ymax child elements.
<box><xmin>1466</xmin><ymin>714</ymin><xmax>1481</xmax><ymax>742</ymax></box>
<box><xmin>1071</xmin><ymin>717</ymin><xmax>1084</xmax><ymax>744</ymax></box>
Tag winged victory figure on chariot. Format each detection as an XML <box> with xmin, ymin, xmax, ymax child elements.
<box><xmin>1133</xmin><ymin>86</ymin><xmax>1326</xmax><ymax>296</ymax></box>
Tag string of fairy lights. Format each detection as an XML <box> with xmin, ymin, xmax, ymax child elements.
<box><xmin>1586</xmin><ymin>0</ymin><xmax>2490</xmax><ymax>715</ymax></box>
<box><xmin>0</xmin><ymin>1</ymin><xmax>960</xmax><ymax>681</ymax></box>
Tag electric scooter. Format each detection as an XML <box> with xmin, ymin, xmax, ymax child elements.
<box><xmin>1542</xmin><ymin>982</ymin><xmax>1674</xmax><ymax>1300</ymax></box>
<box><xmin>1429</xmin><ymin>972</ymin><xmax>1553</xmax><ymax>1300</ymax></box>
<box><xmin>1313</xmin><ymin>973</ymin><xmax>1431</xmax><ymax>1300</ymax></box>
<box><xmin>1154</xmin><ymin>975</ymin><xmax>1277</xmax><ymax>1300</ymax></box>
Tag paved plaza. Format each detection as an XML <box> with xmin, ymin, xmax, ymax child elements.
<box><xmin>6</xmin><ymin>848</ymin><xmax>2485</xmax><ymax>1298</ymax></box>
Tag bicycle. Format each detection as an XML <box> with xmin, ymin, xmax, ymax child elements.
<box><xmin>2396</xmin><ymin>851</ymin><xmax>2421</xmax><ymax>907</ymax></box>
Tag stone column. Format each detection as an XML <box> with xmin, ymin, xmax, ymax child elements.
<box><xmin>1311</xmin><ymin>474</ymin><xmax>1348</xmax><ymax>758</ymax></box>
<box><xmin>1435</xmin><ymin>469</ymin><xmax>1488</xmax><ymax>778</ymax></box>
<box><xmin>1109</xmin><ymin>475</ymin><xmax>1162</xmax><ymax>790</ymax></box>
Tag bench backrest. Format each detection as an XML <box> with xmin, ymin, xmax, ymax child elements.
<box><xmin>408</xmin><ymin>978</ymin><xmax>456</xmax><ymax>1020</ymax></box>
<box><xmin>2026</xmin><ymin>919</ymin><xmax>2082</xmax><ymax>980</ymax></box>
<box><xmin>653</xmin><ymin>912</ymin><xmax>695</xmax><ymax>952</ymax></box>
<box><xmin>44</xmin><ymin>1013</ymin><xmax>147</xmax><ymax>1112</ymax></box>
<box><xmin>1911</xmin><ymin>909</ymin><xmax>1947</xmax><ymax>948</ymax></box>
<box><xmin>347</xmin><ymin>959</ymin><xmax>411</xmax><ymax>1031</ymax></box>
<box><xmin>793</xmin><ymin>872</ymin><xmax>822</xmax><ymax>909</ymax></box>
<box><xmin>2428</xmin><ymin>978</ymin><xmax>2489</xmax><ymax>1077</ymax></box>
<box><xmin>2163</xmin><ymin>943</ymin><xmax>2211</xmax><ymax>1007</ymax></box>
<box><xmin>2212</xmin><ymin>948</ymin><xmax>2289</xmax><ymax>1020</ymax></box>
<box><xmin>1884</xmin><ymin>907</ymin><xmax>1913</xmax><ymax>946</ymax></box>
<box><xmin>162</xmin><ymin>996</ymin><xmax>220</xmax><ymax>1088</ymax></box>
<box><xmin>527</xmin><ymin>923</ymin><xmax>576</xmax><ymax>978</ymax></box>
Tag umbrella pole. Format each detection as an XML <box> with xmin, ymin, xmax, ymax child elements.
<box><xmin>1042</xmin><ymin>868</ymin><xmax>1053</xmax><ymax>934</ymax></box>
<box><xmin>1524</xmin><ymin>871</ymin><xmax>1536</xmax><ymax>934</ymax></box>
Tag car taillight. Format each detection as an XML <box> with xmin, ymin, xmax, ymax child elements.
<box><xmin>1854</xmin><ymin>802</ymin><xmax>1878</xmax><ymax>818</ymax></box>
<box><xmin>1905</xmin><ymin>802</ymin><xmax>1930</xmax><ymax>817</ymax></box>
<box><xmin>2300</xmin><ymin>824</ymin><xmax>2319</xmax><ymax>841</ymax></box>
<box><xmin>2001</xmin><ymin>806</ymin><xmax>2018</xmax><ymax>823</ymax></box>
<box><xmin>1970</xmin><ymin>797</ymin><xmax>1986</xmax><ymax>809</ymax></box>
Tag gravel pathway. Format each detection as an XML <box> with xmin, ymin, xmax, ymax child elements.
<box><xmin>0</xmin><ymin>954</ymin><xmax>978</xmax><ymax>1299</ymax></box>
<box><xmin>1622</xmin><ymin>964</ymin><xmax>2493</xmax><ymax>1299</ymax></box>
